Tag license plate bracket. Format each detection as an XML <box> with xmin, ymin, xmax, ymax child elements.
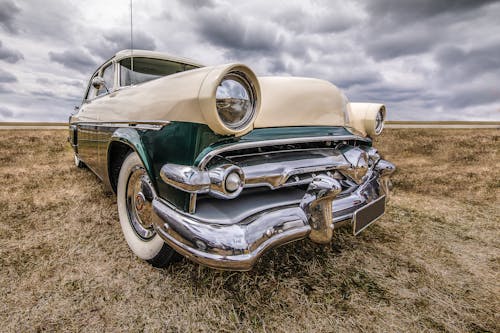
<box><xmin>352</xmin><ymin>195</ymin><xmax>386</xmax><ymax>235</ymax></box>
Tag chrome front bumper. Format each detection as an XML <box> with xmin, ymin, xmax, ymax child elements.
<box><xmin>151</xmin><ymin>161</ymin><xmax>395</xmax><ymax>271</ymax></box>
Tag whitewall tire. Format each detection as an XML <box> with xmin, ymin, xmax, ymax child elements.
<box><xmin>117</xmin><ymin>152</ymin><xmax>180</xmax><ymax>267</ymax></box>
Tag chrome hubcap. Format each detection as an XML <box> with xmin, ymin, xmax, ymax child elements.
<box><xmin>126</xmin><ymin>166</ymin><xmax>155</xmax><ymax>240</ymax></box>
<box><xmin>135</xmin><ymin>193</ymin><xmax>145</xmax><ymax>211</ymax></box>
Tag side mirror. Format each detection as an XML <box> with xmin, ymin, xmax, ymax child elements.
<box><xmin>91</xmin><ymin>76</ymin><xmax>107</xmax><ymax>91</ymax></box>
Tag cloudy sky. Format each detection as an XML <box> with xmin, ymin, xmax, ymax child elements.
<box><xmin>0</xmin><ymin>0</ymin><xmax>499</xmax><ymax>121</ymax></box>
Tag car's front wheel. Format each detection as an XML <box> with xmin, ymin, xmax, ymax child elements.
<box><xmin>117</xmin><ymin>152</ymin><xmax>180</xmax><ymax>267</ymax></box>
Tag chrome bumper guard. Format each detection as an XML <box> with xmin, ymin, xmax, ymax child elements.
<box><xmin>152</xmin><ymin>159</ymin><xmax>395</xmax><ymax>270</ymax></box>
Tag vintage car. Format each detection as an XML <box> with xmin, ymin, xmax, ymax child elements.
<box><xmin>69</xmin><ymin>49</ymin><xmax>395</xmax><ymax>271</ymax></box>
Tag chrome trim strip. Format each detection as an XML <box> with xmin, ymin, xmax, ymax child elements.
<box><xmin>71</xmin><ymin>120</ymin><xmax>171</xmax><ymax>130</ymax></box>
<box><xmin>198</xmin><ymin>134</ymin><xmax>369</xmax><ymax>169</ymax></box>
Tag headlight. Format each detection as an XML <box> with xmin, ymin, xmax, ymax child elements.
<box><xmin>198</xmin><ymin>63</ymin><xmax>260</xmax><ymax>136</ymax></box>
<box><xmin>374</xmin><ymin>108</ymin><xmax>385</xmax><ymax>135</ymax></box>
<box><xmin>348</xmin><ymin>103</ymin><xmax>387</xmax><ymax>137</ymax></box>
<box><xmin>216</xmin><ymin>72</ymin><xmax>256</xmax><ymax>130</ymax></box>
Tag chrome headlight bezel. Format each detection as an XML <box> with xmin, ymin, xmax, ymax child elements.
<box><xmin>215</xmin><ymin>71</ymin><xmax>257</xmax><ymax>131</ymax></box>
<box><xmin>198</xmin><ymin>63</ymin><xmax>261</xmax><ymax>136</ymax></box>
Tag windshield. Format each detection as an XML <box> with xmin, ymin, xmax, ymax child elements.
<box><xmin>120</xmin><ymin>57</ymin><xmax>198</xmax><ymax>86</ymax></box>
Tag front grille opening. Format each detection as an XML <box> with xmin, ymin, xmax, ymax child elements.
<box><xmin>193</xmin><ymin>139</ymin><xmax>372</xmax><ymax>213</ymax></box>
<box><xmin>205</xmin><ymin>140</ymin><xmax>362</xmax><ymax>169</ymax></box>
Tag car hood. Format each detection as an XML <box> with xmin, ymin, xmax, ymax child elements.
<box><xmin>87</xmin><ymin>65</ymin><xmax>348</xmax><ymax>134</ymax></box>
<box><xmin>254</xmin><ymin>76</ymin><xmax>347</xmax><ymax>128</ymax></box>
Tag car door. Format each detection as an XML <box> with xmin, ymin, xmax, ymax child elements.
<box><xmin>93</xmin><ymin>62</ymin><xmax>116</xmax><ymax>179</ymax></box>
<box><xmin>77</xmin><ymin>72</ymin><xmax>100</xmax><ymax>173</ymax></box>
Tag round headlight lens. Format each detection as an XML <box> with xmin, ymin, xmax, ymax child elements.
<box><xmin>216</xmin><ymin>73</ymin><xmax>255</xmax><ymax>130</ymax></box>
<box><xmin>375</xmin><ymin>109</ymin><xmax>384</xmax><ymax>134</ymax></box>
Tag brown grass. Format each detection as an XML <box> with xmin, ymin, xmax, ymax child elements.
<box><xmin>0</xmin><ymin>129</ymin><xmax>498</xmax><ymax>332</ymax></box>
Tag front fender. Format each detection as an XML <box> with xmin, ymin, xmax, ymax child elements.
<box><xmin>108</xmin><ymin>127</ymin><xmax>156</xmax><ymax>190</ymax></box>
<box><xmin>107</xmin><ymin>123</ymin><xmax>218</xmax><ymax>212</ymax></box>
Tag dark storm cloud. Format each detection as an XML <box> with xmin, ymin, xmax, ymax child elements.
<box><xmin>350</xmin><ymin>83</ymin><xmax>432</xmax><ymax>104</ymax></box>
<box><xmin>30</xmin><ymin>89</ymin><xmax>81</xmax><ymax>102</ymax></box>
<box><xmin>0</xmin><ymin>40</ymin><xmax>23</xmax><ymax>63</ymax></box>
<box><xmin>274</xmin><ymin>6</ymin><xmax>355</xmax><ymax>34</ymax></box>
<box><xmin>85</xmin><ymin>30</ymin><xmax>156</xmax><ymax>61</ymax></box>
<box><xmin>0</xmin><ymin>106</ymin><xmax>14</xmax><ymax>117</ymax></box>
<box><xmin>31</xmin><ymin>90</ymin><xmax>59</xmax><ymax>99</ymax></box>
<box><xmin>268</xmin><ymin>58</ymin><xmax>288</xmax><ymax>73</ymax></box>
<box><xmin>178</xmin><ymin>0</ymin><xmax>215</xmax><ymax>9</ymax></box>
<box><xmin>445</xmin><ymin>83</ymin><xmax>500</xmax><ymax>108</ymax></box>
<box><xmin>365</xmin><ymin>0</ymin><xmax>496</xmax><ymax>25</ymax></box>
<box><xmin>0</xmin><ymin>89</ymin><xmax>79</xmax><ymax>121</ymax></box>
<box><xmin>14</xmin><ymin>1</ymin><xmax>80</xmax><ymax>43</ymax></box>
<box><xmin>359</xmin><ymin>0</ymin><xmax>498</xmax><ymax>60</ymax></box>
<box><xmin>364</xmin><ymin>28</ymin><xmax>443</xmax><ymax>60</ymax></box>
<box><xmin>35</xmin><ymin>77</ymin><xmax>49</xmax><ymax>84</ymax></box>
<box><xmin>0</xmin><ymin>68</ymin><xmax>17</xmax><ymax>83</ymax></box>
<box><xmin>0</xmin><ymin>0</ymin><xmax>20</xmax><ymax>34</ymax></box>
<box><xmin>49</xmin><ymin>49</ymin><xmax>97</xmax><ymax>74</ymax></box>
<box><xmin>435</xmin><ymin>43</ymin><xmax>500</xmax><ymax>79</ymax></box>
<box><xmin>0</xmin><ymin>83</ymin><xmax>14</xmax><ymax>93</ymax></box>
<box><xmin>35</xmin><ymin>77</ymin><xmax>82</xmax><ymax>88</ymax></box>
<box><xmin>195</xmin><ymin>9</ymin><xmax>284</xmax><ymax>54</ymax></box>
<box><xmin>333</xmin><ymin>71</ymin><xmax>382</xmax><ymax>89</ymax></box>
<box><xmin>66</xmin><ymin>79</ymin><xmax>85</xmax><ymax>88</ymax></box>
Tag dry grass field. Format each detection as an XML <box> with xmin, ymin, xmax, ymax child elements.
<box><xmin>0</xmin><ymin>129</ymin><xmax>498</xmax><ymax>332</ymax></box>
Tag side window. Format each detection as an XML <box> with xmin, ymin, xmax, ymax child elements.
<box><xmin>97</xmin><ymin>64</ymin><xmax>114</xmax><ymax>96</ymax></box>
<box><xmin>85</xmin><ymin>73</ymin><xmax>98</xmax><ymax>100</ymax></box>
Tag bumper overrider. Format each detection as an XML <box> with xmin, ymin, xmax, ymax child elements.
<box><xmin>151</xmin><ymin>143</ymin><xmax>395</xmax><ymax>271</ymax></box>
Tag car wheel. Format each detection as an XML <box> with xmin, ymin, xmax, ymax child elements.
<box><xmin>74</xmin><ymin>154</ymin><xmax>85</xmax><ymax>168</ymax></box>
<box><xmin>117</xmin><ymin>152</ymin><xmax>180</xmax><ymax>267</ymax></box>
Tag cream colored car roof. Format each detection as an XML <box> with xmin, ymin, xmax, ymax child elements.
<box><xmin>113</xmin><ymin>49</ymin><xmax>204</xmax><ymax>67</ymax></box>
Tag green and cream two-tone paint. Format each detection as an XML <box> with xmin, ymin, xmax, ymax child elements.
<box><xmin>70</xmin><ymin>49</ymin><xmax>395</xmax><ymax>271</ymax></box>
